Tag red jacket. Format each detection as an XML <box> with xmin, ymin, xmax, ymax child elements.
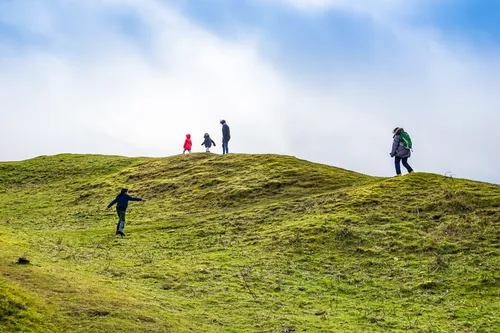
<box><xmin>183</xmin><ymin>134</ymin><xmax>192</xmax><ymax>150</ymax></box>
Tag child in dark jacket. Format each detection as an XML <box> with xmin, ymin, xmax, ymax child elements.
<box><xmin>183</xmin><ymin>134</ymin><xmax>192</xmax><ymax>154</ymax></box>
<box><xmin>107</xmin><ymin>188</ymin><xmax>144</xmax><ymax>236</ymax></box>
<box><xmin>201</xmin><ymin>133</ymin><xmax>216</xmax><ymax>153</ymax></box>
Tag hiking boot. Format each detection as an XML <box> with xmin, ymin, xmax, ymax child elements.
<box><xmin>118</xmin><ymin>231</ymin><xmax>125</xmax><ymax>237</ymax></box>
<box><xmin>395</xmin><ymin>174</ymin><xmax>402</xmax><ymax>177</ymax></box>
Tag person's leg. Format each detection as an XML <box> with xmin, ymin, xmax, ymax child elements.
<box><xmin>116</xmin><ymin>210</ymin><xmax>121</xmax><ymax>234</ymax></box>
<box><xmin>119</xmin><ymin>221</ymin><xmax>125</xmax><ymax>234</ymax></box>
<box><xmin>402</xmin><ymin>157</ymin><xmax>414</xmax><ymax>173</ymax></box>
<box><xmin>224</xmin><ymin>141</ymin><xmax>229</xmax><ymax>154</ymax></box>
<box><xmin>117</xmin><ymin>210</ymin><xmax>126</xmax><ymax>235</ymax></box>
<box><xmin>394</xmin><ymin>156</ymin><xmax>402</xmax><ymax>175</ymax></box>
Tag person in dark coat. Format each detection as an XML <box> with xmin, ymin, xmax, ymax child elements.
<box><xmin>201</xmin><ymin>133</ymin><xmax>216</xmax><ymax>153</ymax></box>
<box><xmin>107</xmin><ymin>188</ymin><xmax>144</xmax><ymax>236</ymax></box>
<box><xmin>220</xmin><ymin>120</ymin><xmax>230</xmax><ymax>154</ymax></box>
<box><xmin>390</xmin><ymin>127</ymin><xmax>414</xmax><ymax>176</ymax></box>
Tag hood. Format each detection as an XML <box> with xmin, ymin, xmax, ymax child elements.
<box><xmin>186</xmin><ymin>134</ymin><xmax>191</xmax><ymax>139</ymax></box>
<box><xmin>393</xmin><ymin>127</ymin><xmax>403</xmax><ymax>135</ymax></box>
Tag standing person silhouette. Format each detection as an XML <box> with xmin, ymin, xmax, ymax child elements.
<box><xmin>220</xmin><ymin>120</ymin><xmax>231</xmax><ymax>154</ymax></box>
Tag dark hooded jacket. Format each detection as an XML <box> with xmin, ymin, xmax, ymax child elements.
<box><xmin>107</xmin><ymin>193</ymin><xmax>142</xmax><ymax>210</ymax></box>
<box><xmin>202</xmin><ymin>135</ymin><xmax>216</xmax><ymax>148</ymax></box>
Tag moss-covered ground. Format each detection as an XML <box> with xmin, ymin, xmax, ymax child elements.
<box><xmin>0</xmin><ymin>153</ymin><xmax>498</xmax><ymax>332</ymax></box>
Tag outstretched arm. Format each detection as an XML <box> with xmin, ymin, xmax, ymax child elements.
<box><xmin>107</xmin><ymin>198</ymin><xmax>117</xmax><ymax>208</ymax></box>
<box><xmin>211</xmin><ymin>139</ymin><xmax>216</xmax><ymax>146</ymax></box>
<box><xmin>126</xmin><ymin>194</ymin><xmax>143</xmax><ymax>202</ymax></box>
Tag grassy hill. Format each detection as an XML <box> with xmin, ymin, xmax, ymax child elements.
<box><xmin>0</xmin><ymin>153</ymin><xmax>498</xmax><ymax>332</ymax></box>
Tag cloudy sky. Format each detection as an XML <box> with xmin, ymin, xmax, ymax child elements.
<box><xmin>0</xmin><ymin>0</ymin><xmax>499</xmax><ymax>183</ymax></box>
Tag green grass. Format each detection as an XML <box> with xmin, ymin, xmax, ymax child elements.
<box><xmin>0</xmin><ymin>153</ymin><xmax>499</xmax><ymax>332</ymax></box>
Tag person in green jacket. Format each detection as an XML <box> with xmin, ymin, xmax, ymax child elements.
<box><xmin>390</xmin><ymin>127</ymin><xmax>414</xmax><ymax>176</ymax></box>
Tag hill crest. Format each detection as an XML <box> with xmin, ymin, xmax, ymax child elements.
<box><xmin>0</xmin><ymin>153</ymin><xmax>498</xmax><ymax>332</ymax></box>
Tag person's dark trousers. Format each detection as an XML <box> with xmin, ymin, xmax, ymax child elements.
<box><xmin>395</xmin><ymin>156</ymin><xmax>413</xmax><ymax>175</ymax></box>
<box><xmin>116</xmin><ymin>208</ymin><xmax>126</xmax><ymax>233</ymax></box>
<box><xmin>222</xmin><ymin>141</ymin><xmax>229</xmax><ymax>154</ymax></box>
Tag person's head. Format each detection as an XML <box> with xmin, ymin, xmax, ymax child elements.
<box><xmin>204</xmin><ymin>133</ymin><xmax>209</xmax><ymax>138</ymax></box>
<box><xmin>220</xmin><ymin>119</ymin><xmax>226</xmax><ymax>125</ymax></box>
<box><xmin>186</xmin><ymin>134</ymin><xmax>191</xmax><ymax>139</ymax></box>
<box><xmin>120</xmin><ymin>188</ymin><xmax>128</xmax><ymax>194</ymax></box>
<box><xmin>393</xmin><ymin>127</ymin><xmax>404</xmax><ymax>135</ymax></box>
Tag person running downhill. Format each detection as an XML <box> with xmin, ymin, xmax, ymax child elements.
<box><xmin>107</xmin><ymin>188</ymin><xmax>144</xmax><ymax>237</ymax></box>
<box><xmin>183</xmin><ymin>134</ymin><xmax>192</xmax><ymax>154</ymax></box>
<box><xmin>201</xmin><ymin>133</ymin><xmax>216</xmax><ymax>153</ymax></box>
<box><xmin>220</xmin><ymin>120</ymin><xmax>230</xmax><ymax>154</ymax></box>
<box><xmin>390</xmin><ymin>127</ymin><xmax>414</xmax><ymax>176</ymax></box>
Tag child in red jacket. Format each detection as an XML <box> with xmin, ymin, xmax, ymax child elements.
<box><xmin>183</xmin><ymin>134</ymin><xmax>192</xmax><ymax>154</ymax></box>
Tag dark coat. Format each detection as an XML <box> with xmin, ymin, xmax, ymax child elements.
<box><xmin>202</xmin><ymin>136</ymin><xmax>216</xmax><ymax>148</ymax></box>
<box><xmin>222</xmin><ymin>124</ymin><xmax>230</xmax><ymax>142</ymax></box>
<box><xmin>391</xmin><ymin>134</ymin><xmax>411</xmax><ymax>158</ymax></box>
<box><xmin>107</xmin><ymin>193</ymin><xmax>142</xmax><ymax>210</ymax></box>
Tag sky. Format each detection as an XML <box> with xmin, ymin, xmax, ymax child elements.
<box><xmin>0</xmin><ymin>0</ymin><xmax>499</xmax><ymax>183</ymax></box>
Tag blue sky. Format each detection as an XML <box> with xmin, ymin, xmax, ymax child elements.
<box><xmin>3</xmin><ymin>0</ymin><xmax>499</xmax><ymax>71</ymax></box>
<box><xmin>171</xmin><ymin>0</ymin><xmax>500</xmax><ymax>42</ymax></box>
<box><xmin>171</xmin><ymin>0</ymin><xmax>500</xmax><ymax>62</ymax></box>
<box><xmin>0</xmin><ymin>0</ymin><xmax>499</xmax><ymax>183</ymax></box>
<box><xmin>1</xmin><ymin>0</ymin><xmax>498</xmax><ymax>73</ymax></box>
<box><xmin>418</xmin><ymin>0</ymin><xmax>500</xmax><ymax>41</ymax></box>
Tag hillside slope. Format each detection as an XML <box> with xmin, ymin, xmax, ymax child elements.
<box><xmin>0</xmin><ymin>153</ymin><xmax>498</xmax><ymax>332</ymax></box>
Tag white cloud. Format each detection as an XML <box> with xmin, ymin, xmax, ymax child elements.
<box><xmin>1</xmin><ymin>0</ymin><xmax>292</xmax><ymax>157</ymax></box>
<box><xmin>0</xmin><ymin>0</ymin><xmax>499</xmax><ymax>183</ymax></box>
